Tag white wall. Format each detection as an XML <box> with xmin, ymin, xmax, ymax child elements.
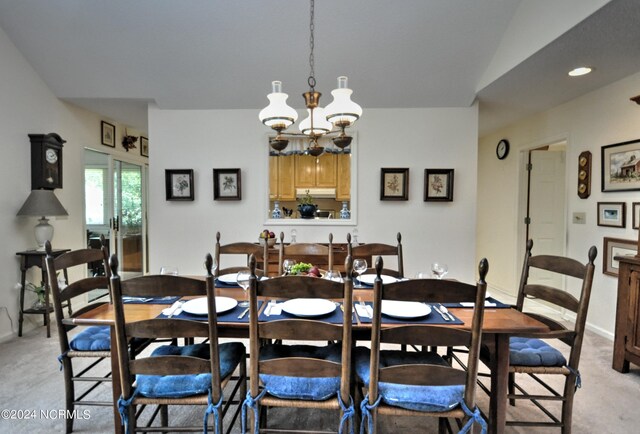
<box><xmin>148</xmin><ymin>105</ymin><xmax>479</xmax><ymax>282</ymax></box>
<box><xmin>477</xmin><ymin>70</ymin><xmax>640</xmax><ymax>339</ymax></box>
<box><xmin>0</xmin><ymin>26</ymin><xmax>147</xmax><ymax>340</ymax></box>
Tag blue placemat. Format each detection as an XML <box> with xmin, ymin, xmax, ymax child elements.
<box><xmin>123</xmin><ymin>296</ymin><xmax>180</xmax><ymax>304</ymax></box>
<box><xmin>157</xmin><ymin>301</ymin><xmax>263</xmax><ymax>323</ymax></box>
<box><xmin>259</xmin><ymin>302</ymin><xmax>353</xmax><ymax>324</ymax></box>
<box><xmin>442</xmin><ymin>297</ymin><xmax>510</xmax><ymax>309</ymax></box>
<box><xmin>356</xmin><ymin>302</ymin><xmax>463</xmax><ymax>325</ymax></box>
<box><xmin>215</xmin><ymin>279</ymin><xmax>241</xmax><ymax>288</ymax></box>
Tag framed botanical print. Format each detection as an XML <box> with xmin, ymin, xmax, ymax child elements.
<box><xmin>213</xmin><ymin>168</ymin><xmax>241</xmax><ymax>200</ymax></box>
<box><xmin>380</xmin><ymin>168</ymin><xmax>409</xmax><ymax>201</ymax></box>
<box><xmin>424</xmin><ymin>169</ymin><xmax>454</xmax><ymax>201</ymax></box>
<box><xmin>140</xmin><ymin>136</ymin><xmax>149</xmax><ymax>157</ymax></box>
<box><xmin>165</xmin><ymin>169</ymin><xmax>194</xmax><ymax>201</ymax></box>
<box><xmin>633</xmin><ymin>202</ymin><xmax>640</xmax><ymax>229</ymax></box>
<box><xmin>597</xmin><ymin>202</ymin><xmax>626</xmax><ymax>228</ymax></box>
<box><xmin>601</xmin><ymin>138</ymin><xmax>640</xmax><ymax>192</ymax></box>
<box><xmin>101</xmin><ymin>121</ymin><xmax>115</xmax><ymax>148</ymax></box>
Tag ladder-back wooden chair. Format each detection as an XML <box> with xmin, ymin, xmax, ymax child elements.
<box><xmin>215</xmin><ymin>231</ymin><xmax>268</xmax><ymax>278</ymax></box>
<box><xmin>484</xmin><ymin>239</ymin><xmax>596</xmax><ymax>433</ymax></box>
<box><xmin>355</xmin><ymin>256</ymin><xmax>488</xmax><ymax>434</ymax></box>
<box><xmin>347</xmin><ymin>232</ymin><xmax>404</xmax><ymax>277</ymax></box>
<box><xmin>111</xmin><ymin>254</ymin><xmax>247</xmax><ymax>433</ymax></box>
<box><xmin>45</xmin><ymin>238</ymin><xmax>113</xmax><ymax>433</ymax></box>
<box><xmin>242</xmin><ymin>254</ymin><xmax>354</xmax><ymax>433</ymax></box>
<box><xmin>278</xmin><ymin>232</ymin><xmax>334</xmax><ymax>275</ymax></box>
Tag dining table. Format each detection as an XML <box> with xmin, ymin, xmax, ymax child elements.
<box><xmin>72</xmin><ymin>285</ymin><xmax>548</xmax><ymax>434</ymax></box>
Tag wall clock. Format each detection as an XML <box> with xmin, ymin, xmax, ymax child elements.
<box><xmin>29</xmin><ymin>133</ymin><xmax>65</xmax><ymax>190</ymax></box>
<box><xmin>496</xmin><ymin>139</ymin><xmax>510</xmax><ymax>160</ymax></box>
<box><xmin>577</xmin><ymin>151</ymin><xmax>591</xmax><ymax>199</ymax></box>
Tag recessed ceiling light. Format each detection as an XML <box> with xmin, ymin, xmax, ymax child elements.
<box><xmin>568</xmin><ymin>67</ymin><xmax>592</xmax><ymax>77</ymax></box>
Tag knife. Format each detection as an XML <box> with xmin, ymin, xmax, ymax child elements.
<box><xmin>237</xmin><ymin>307</ymin><xmax>250</xmax><ymax>319</ymax></box>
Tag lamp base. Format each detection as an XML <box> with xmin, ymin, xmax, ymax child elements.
<box><xmin>34</xmin><ymin>216</ymin><xmax>54</xmax><ymax>250</ymax></box>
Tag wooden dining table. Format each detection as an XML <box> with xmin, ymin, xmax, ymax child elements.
<box><xmin>73</xmin><ymin>286</ymin><xmax>548</xmax><ymax>434</ymax></box>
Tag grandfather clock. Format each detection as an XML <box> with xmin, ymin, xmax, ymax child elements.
<box><xmin>29</xmin><ymin>133</ymin><xmax>65</xmax><ymax>190</ymax></box>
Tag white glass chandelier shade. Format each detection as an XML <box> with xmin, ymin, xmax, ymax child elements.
<box><xmin>299</xmin><ymin>107</ymin><xmax>332</xmax><ymax>135</ymax></box>
<box><xmin>324</xmin><ymin>76</ymin><xmax>362</xmax><ymax>126</ymax></box>
<box><xmin>258</xmin><ymin>81</ymin><xmax>298</xmax><ymax>129</ymax></box>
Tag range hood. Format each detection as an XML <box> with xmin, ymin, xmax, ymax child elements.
<box><xmin>296</xmin><ymin>188</ymin><xmax>336</xmax><ymax>199</ymax></box>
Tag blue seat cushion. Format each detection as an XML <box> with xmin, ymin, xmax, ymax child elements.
<box><xmin>509</xmin><ymin>337</ymin><xmax>567</xmax><ymax>367</ymax></box>
<box><xmin>136</xmin><ymin>342</ymin><xmax>245</xmax><ymax>399</ymax></box>
<box><xmin>259</xmin><ymin>343</ymin><xmax>341</xmax><ymax>401</ymax></box>
<box><xmin>354</xmin><ymin>347</ymin><xmax>464</xmax><ymax>413</ymax></box>
<box><xmin>69</xmin><ymin>326</ymin><xmax>111</xmax><ymax>351</ymax></box>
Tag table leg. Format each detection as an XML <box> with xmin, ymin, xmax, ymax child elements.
<box><xmin>18</xmin><ymin>260</ymin><xmax>27</xmax><ymax>337</ymax></box>
<box><xmin>487</xmin><ymin>333</ymin><xmax>508</xmax><ymax>434</ymax></box>
<box><xmin>110</xmin><ymin>326</ymin><xmax>124</xmax><ymax>434</ymax></box>
<box><xmin>41</xmin><ymin>267</ymin><xmax>51</xmax><ymax>338</ymax></box>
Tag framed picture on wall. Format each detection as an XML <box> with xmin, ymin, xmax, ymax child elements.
<box><xmin>165</xmin><ymin>169</ymin><xmax>194</xmax><ymax>201</ymax></box>
<box><xmin>213</xmin><ymin>168</ymin><xmax>241</xmax><ymax>200</ymax></box>
<box><xmin>101</xmin><ymin>121</ymin><xmax>115</xmax><ymax>148</ymax></box>
<box><xmin>380</xmin><ymin>168</ymin><xmax>409</xmax><ymax>201</ymax></box>
<box><xmin>140</xmin><ymin>136</ymin><xmax>149</xmax><ymax>157</ymax></box>
<box><xmin>603</xmin><ymin>237</ymin><xmax>636</xmax><ymax>276</ymax></box>
<box><xmin>632</xmin><ymin>202</ymin><xmax>640</xmax><ymax>229</ymax></box>
<box><xmin>597</xmin><ymin>202</ymin><xmax>626</xmax><ymax>228</ymax></box>
<box><xmin>424</xmin><ymin>169</ymin><xmax>454</xmax><ymax>201</ymax></box>
<box><xmin>601</xmin><ymin>138</ymin><xmax>640</xmax><ymax>192</ymax></box>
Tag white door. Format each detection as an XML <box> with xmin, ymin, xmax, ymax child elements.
<box><xmin>527</xmin><ymin>149</ymin><xmax>566</xmax><ymax>287</ymax></box>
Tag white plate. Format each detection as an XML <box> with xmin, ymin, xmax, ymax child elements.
<box><xmin>217</xmin><ymin>273</ymin><xmax>238</xmax><ymax>285</ymax></box>
<box><xmin>358</xmin><ymin>274</ymin><xmax>398</xmax><ymax>285</ymax></box>
<box><xmin>280</xmin><ymin>298</ymin><xmax>336</xmax><ymax>318</ymax></box>
<box><xmin>181</xmin><ymin>297</ymin><xmax>238</xmax><ymax>315</ymax></box>
<box><xmin>217</xmin><ymin>274</ymin><xmax>268</xmax><ymax>284</ymax></box>
<box><xmin>381</xmin><ymin>300</ymin><xmax>431</xmax><ymax>319</ymax></box>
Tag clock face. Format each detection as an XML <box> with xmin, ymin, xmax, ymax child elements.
<box><xmin>496</xmin><ymin>139</ymin><xmax>510</xmax><ymax>160</ymax></box>
<box><xmin>45</xmin><ymin>148</ymin><xmax>58</xmax><ymax>164</ymax></box>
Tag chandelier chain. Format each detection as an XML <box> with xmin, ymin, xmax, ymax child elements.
<box><xmin>308</xmin><ymin>0</ymin><xmax>316</xmax><ymax>89</ymax></box>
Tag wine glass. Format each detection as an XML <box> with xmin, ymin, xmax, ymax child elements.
<box><xmin>282</xmin><ymin>259</ymin><xmax>296</xmax><ymax>276</ymax></box>
<box><xmin>236</xmin><ymin>270</ymin><xmax>251</xmax><ymax>307</ymax></box>
<box><xmin>160</xmin><ymin>266</ymin><xmax>178</xmax><ymax>276</ymax></box>
<box><xmin>324</xmin><ymin>270</ymin><xmax>343</xmax><ymax>282</ymax></box>
<box><xmin>431</xmin><ymin>263</ymin><xmax>448</xmax><ymax>279</ymax></box>
<box><xmin>353</xmin><ymin>259</ymin><xmax>367</xmax><ymax>285</ymax></box>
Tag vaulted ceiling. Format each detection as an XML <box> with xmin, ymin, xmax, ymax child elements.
<box><xmin>1</xmin><ymin>0</ymin><xmax>638</xmax><ymax>136</ymax></box>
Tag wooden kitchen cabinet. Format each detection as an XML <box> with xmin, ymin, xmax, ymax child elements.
<box><xmin>336</xmin><ymin>153</ymin><xmax>351</xmax><ymax>200</ymax></box>
<box><xmin>613</xmin><ymin>254</ymin><xmax>640</xmax><ymax>372</ymax></box>
<box><xmin>294</xmin><ymin>154</ymin><xmax>316</xmax><ymax>187</ymax></box>
<box><xmin>269</xmin><ymin>155</ymin><xmax>295</xmax><ymax>200</ymax></box>
<box><xmin>294</xmin><ymin>153</ymin><xmax>337</xmax><ymax>188</ymax></box>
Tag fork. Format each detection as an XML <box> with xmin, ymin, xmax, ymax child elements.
<box><xmin>433</xmin><ymin>304</ymin><xmax>450</xmax><ymax>321</ymax></box>
<box><xmin>439</xmin><ymin>304</ymin><xmax>455</xmax><ymax>321</ymax></box>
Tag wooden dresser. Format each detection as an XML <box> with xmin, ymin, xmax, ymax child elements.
<box><xmin>613</xmin><ymin>254</ymin><xmax>640</xmax><ymax>372</ymax></box>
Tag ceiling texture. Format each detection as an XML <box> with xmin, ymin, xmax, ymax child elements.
<box><xmin>1</xmin><ymin>0</ymin><xmax>639</xmax><ymax>136</ymax></box>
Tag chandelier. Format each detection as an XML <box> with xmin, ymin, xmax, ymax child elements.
<box><xmin>258</xmin><ymin>0</ymin><xmax>362</xmax><ymax>157</ymax></box>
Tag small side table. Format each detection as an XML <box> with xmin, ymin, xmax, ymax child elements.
<box><xmin>16</xmin><ymin>249</ymin><xmax>70</xmax><ymax>338</ymax></box>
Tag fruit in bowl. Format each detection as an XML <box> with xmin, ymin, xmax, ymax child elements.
<box><xmin>259</xmin><ymin>230</ymin><xmax>277</xmax><ymax>247</ymax></box>
<box><xmin>290</xmin><ymin>263</ymin><xmax>322</xmax><ymax>278</ymax></box>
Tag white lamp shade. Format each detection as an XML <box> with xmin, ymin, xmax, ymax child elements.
<box><xmin>258</xmin><ymin>81</ymin><xmax>298</xmax><ymax>129</ymax></box>
<box><xmin>325</xmin><ymin>76</ymin><xmax>362</xmax><ymax>126</ymax></box>
<box><xmin>299</xmin><ymin>107</ymin><xmax>332</xmax><ymax>135</ymax></box>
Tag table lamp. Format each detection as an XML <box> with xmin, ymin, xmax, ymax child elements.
<box><xmin>17</xmin><ymin>189</ymin><xmax>68</xmax><ymax>250</ymax></box>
